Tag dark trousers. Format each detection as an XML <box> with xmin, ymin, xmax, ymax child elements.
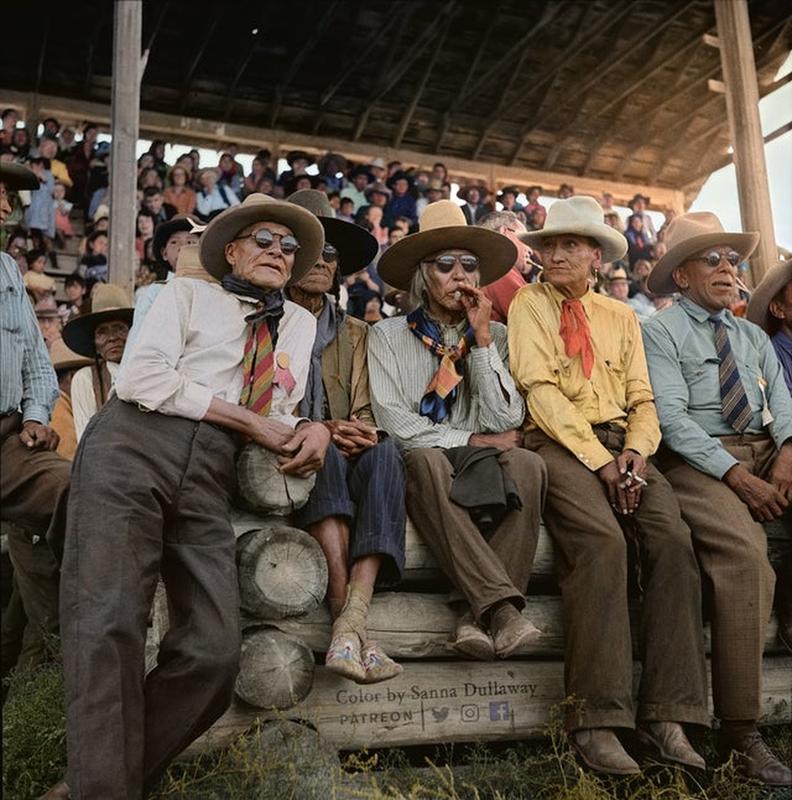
<box><xmin>524</xmin><ymin>428</ymin><xmax>709</xmax><ymax>731</ymax></box>
<box><xmin>294</xmin><ymin>439</ymin><xmax>406</xmax><ymax>587</ymax></box>
<box><xmin>60</xmin><ymin>398</ymin><xmax>241</xmax><ymax>799</ymax></box>
<box><xmin>405</xmin><ymin>447</ymin><xmax>546</xmax><ymax>622</ymax></box>
<box><xmin>0</xmin><ymin>412</ymin><xmax>69</xmax><ymax>675</ymax></box>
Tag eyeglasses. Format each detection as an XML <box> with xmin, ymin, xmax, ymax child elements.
<box><xmin>690</xmin><ymin>250</ymin><xmax>742</xmax><ymax>268</ymax></box>
<box><xmin>321</xmin><ymin>243</ymin><xmax>339</xmax><ymax>263</ymax></box>
<box><xmin>233</xmin><ymin>229</ymin><xmax>300</xmax><ymax>255</ymax></box>
<box><xmin>422</xmin><ymin>254</ymin><xmax>480</xmax><ymax>273</ymax></box>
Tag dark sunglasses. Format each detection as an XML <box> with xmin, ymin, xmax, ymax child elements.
<box><xmin>234</xmin><ymin>229</ymin><xmax>300</xmax><ymax>255</ymax></box>
<box><xmin>691</xmin><ymin>250</ymin><xmax>741</xmax><ymax>268</ymax></box>
<box><xmin>423</xmin><ymin>254</ymin><xmax>480</xmax><ymax>273</ymax></box>
<box><xmin>321</xmin><ymin>243</ymin><xmax>339</xmax><ymax>263</ymax></box>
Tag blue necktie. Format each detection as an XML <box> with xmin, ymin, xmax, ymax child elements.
<box><xmin>709</xmin><ymin>316</ymin><xmax>752</xmax><ymax>433</ymax></box>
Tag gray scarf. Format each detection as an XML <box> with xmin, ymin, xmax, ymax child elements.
<box><xmin>299</xmin><ymin>297</ymin><xmax>343</xmax><ymax>421</ymax></box>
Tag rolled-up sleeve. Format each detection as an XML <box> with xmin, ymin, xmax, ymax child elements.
<box><xmin>642</xmin><ymin>321</ymin><xmax>737</xmax><ymax>479</ymax></box>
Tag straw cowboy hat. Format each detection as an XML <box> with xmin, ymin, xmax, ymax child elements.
<box><xmin>746</xmin><ymin>259</ymin><xmax>792</xmax><ymax>332</ymax></box>
<box><xmin>50</xmin><ymin>337</ymin><xmax>92</xmax><ymax>373</ymax></box>
<box><xmin>646</xmin><ymin>211</ymin><xmax>759</xmax><ymax>295</ymax></box>
<box><xmin>24</xmin><ymin>272</ymin><xmax>56</xmax><ymax>293</ymax></box>
<box><xmin>199</xmin><ymin>193</ymin><xmax>325</xmax><ymax>283</ymax></box>
<box><xmin>287</xmin><ymin>189</ymin><xmax>378</xmax><ymax>276</ymax></box>
<box><xmin>519</xmin><ymin>196</ymin><xmax>628</xmax><ymax>264</ymax></box>
<box><xmin>0</xmin><ymin>161</ymin><xmax>38</xmax><ymax>190</ymax></box>
<box><xmin>62</xmin><ymin>283</ymin><xmax>134</xmax><ymax>358</ymax></box>
<box><xmin>174</xmin><ymin>243</ymin><xmax>219</xmax><ymax>284</ymax></box>
<box><xmin>377</xmin><ymin>200</ymin><xmax>516</xmax><ymax>291</ymax></box>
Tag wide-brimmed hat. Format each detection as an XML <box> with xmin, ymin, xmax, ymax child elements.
<box><xmin>174</xmin><ymin>243</ymin><xmax>219</xmax><ymax>284</ymax></box>
<box><xmin>457</xmin><ymin>183</ymin><xmax>486</xmax><ymax>202</ymax></box>
<box><xmin>608</xmin><ymin>268</ymin><xmax>629</xmax><ymax>283</ymax></box>
<box><xmin>0</xmin><ymin>161</ymin><xmax>38</xmax><ymax>190</ymax></box>
<box><xmin>34</xmin><ymin>298</ymin><xmax>60</xmax><ymax>319</ymax></box>
<box><xmin>287</xmin><ymin>189</ymin><xmax>378</xmax><ymax>276</ymax></box>
<box><xmin>425</xmin><ymin>178</ymin><xmax>444</xmax><ymax>193</ymax></box>
<box><xmin>152</xmin><ymin>214</ymin><xmax>201</xmax><ymax>268</ymax></box>
<box><xmin>746</xmin><ymin>259</ymin><xmax>792</xmax><ymax>332</ymax></box>
<box><xmin>199</xmin><ymin>193</ymin><xmax>325</xmax><ymax>283</ymax></box>
<box><xmin>62</xmin><ymin>283</ymin><xmax>133</xmax><ymax>358</ymax></box>
<box><xmin>286</xmin><ymin>150</ymin><xmax>315</xmax><ymax>167</ymax></box>
<box><xmin>386</xmin><ymin>170</ymin><xmax>414</xmax><ymax>190</ymax></box>
<box><xmin>24</xmin><ymin>272</ymin><xmax>56</xmax><ymax>293</ymax></box>
<box><xmin>497</xmin><ymin>185</ymin><xmax>520</xmax><ymax>199</ymax></box>
<box><xmin>519</xmin><ymin>196</ymin><xmax>628</xmax><ymax>264</ymax></box>
<box><xmin>366</xmin><ymin>157</ymin><xmax>387</xmax><ymax>171</ymax></box>
<box><xmin>364</xmin><ymin>181</ymin><xmax>391</xmax><ymax>199</ymax></box>
<box><xmin>646</xmin><ymin>211</ymin><xmax>760</xmax><ymax>295</ymax></box>
<box><xmin>50</xmin><ymin>337</ymin><xmax>93</xmax><ymax>372</ymax></box>
<box><xmin>318</xmin><ymin>151</ymin><xmax>347</xmax><ymax>175</ymax></box>
<box><xmin>377</xmin><ymin>200</ymin><xmax>517</xmax><ymax>291</ymax></box>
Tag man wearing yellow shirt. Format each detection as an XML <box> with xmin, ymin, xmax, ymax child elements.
<box><xmin>508</xmin><ymin>197</ymin><xmax>708</xmax><ymax>776</ymax></box>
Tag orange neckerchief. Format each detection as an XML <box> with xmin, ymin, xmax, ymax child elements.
<box><xmin>559</xmin><ymin>298</ymin><xmax>594</xmax><ymax>379</ymax></box>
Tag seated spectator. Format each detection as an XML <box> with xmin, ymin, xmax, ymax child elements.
<box><xmin>218</xmin><ymin>152</ymin><xmax>243</xmax><ymax>196</ymax></box>
<box><xmin>134</xmin><ymin>210</ymin><xmax>156</xmax><ymax>262</ymax></box>
<box><xmin>600</xmin><ymin>192</ymin><xmax>624</xmax><ymax>229</ymax></box>
<box><xmin>285</xmin><ymin>189</ymin><xmax>404</xmax><ymax>683</ymax></box>
<box><xmin>23</xmin><ymin>248</ymin><xmax>48</xmax><ymax>291</ymax></box>
<box><xmin>24</xmin><ymin>156</ymin><xmax>55</xmax><ymax>254</ymax></box>
<box><xmin>318</xmin><ymin>152</ymin><xmax>348</xmax><ymax>192</ymax></box>
<box><xmin>142</xmin><ymin>186</ymin><xmax>175</xmax><ymax>224</ymax></box>
<box><xmin>457</xmin><ymin>183</ymin><xmax>487</xmax><ymax>224</ymax></box>
<box><xmin>35</xmin><ymin>298</ymin><xmax>64</xmax><ymax>350</ymax></box>
<box><xmin>431</xmin><ymin>162</ymin><xmax>448</xmax><ymax>183</ymax></box>
<box><xmin>244</xmin><ymin>149</ymin><xmax>277</xmax><ymax>196</ymax></box>
<box><xmin>62</xmin><ymin>283</ymin><xmax>133</xmax><ymax>441</ymax></box>
<box><xmin>337</xmin><ymin>196</ymin><xmax>355</xmax><ymax>223</ymax></box>
<box><xmin>526</xmin><ymin>204</ymin><xmax>547</xmax><ymax>232</ymax></box>
<box><xmin>196</xmin><ymin>167</ymin><xmax>239</xmax><ymax>220</ymax></box>
<box><xmin>366</xmin><ymin>157</ymin><xmax>387</xmax><ymax>184</ymax></box>
<box><xmin>61</xmin><ymin>272</ymin><xmax>87</xmax><ymax>320</ymax></box>
<box><xmin>356</xmin><ymin>204</ymin><xmax>388</xmax><ymax>247</ymax></box>
<box><xmin>340</xmin><ymin>166</ymin><xmax>370</xmax><ymax>213</ymax></box>
<box><xmin>416</xmin><ymin>178</ymin><xmax>443</xmax><ymax>217</ymax></box>
<box><xmin>625</xmin><ymin>214</ymin><xmax>653</xmax><ymax>268</ymax></box>
<box><xmin>163</xmin><ymin>165</ymin><xmax>197</xmax><ymax>215</ymax></box>
<box><xmin>65</xmin><ymin>122</ymin><xmax>97</xmax><ymax>205</ymax></box>
<box><xmin>497</xmin><ymin>186</ymin><xmax>523</xmax><ymax>214</ymax></box>
<box><xmin>48</xmin><ymin>338</ymin><xmax>93</xmax><ymax>460</ymax></box>
<box><xmin>387</xmin><ymin>226</ymin><xmax>406</xmax><ymax>246</ymax></box>
<box><xmin>137</xmin><ymin>166</ymin><xmax>162</xmax><ymax>192</ymax></box>
<box><xmin>642</xmin><ymin>212</ymin><xmax>792</xmax><ymax>786</ymax></box>
<box><xmin>277</xmin><ymin>149</ymin><xmax>314</xmax><ymax>190</ymax></box>
<box><xmin>80</xmin><ymin>230</ymin><xmax>109</xmax><ymax>289</ymax></box>
<box><xmin>628</xmin><ymin>193</ymin><xmax>657</xmax><ymax>242</ymax></box>
<box><xmin>37</xmin><ymin>136</ymin><xmax>72</xmax><ymax>188</ymax></box>
<box><xmin>6</xmin><ymin>230</ymin><xmax>29</xmax><ymax>273</ymax></box>
<box><xmin>147</xmin><ymin>139</ymin><xmax>169</xmax><ymax>181</ymax></box>
<box><xmin>369</xmin><ymin>200</ymin><xmax>545</xmax><ymax>661</ymax></box>
<box><xmin>627</xmin><ymin>259</ymin><xmax>657</xmax><ymax>321</ymax></box>
<box><xmin>557</xmin><ymin>182</ymin><xmax>574</xmax><ymax>199</ymax></box>
<box><xmin>363</xmin><ymin>293</ymin><xmax>387</xmax><ymax>324</ymax></box>
<box><xmin>53</xmin><ymin>181</ymin><xmax>74</xmax><ymax>245</ymax></box>
<box><xmin>10</xmin><ymin>126</ymin><xmax>32</xmax><ymax>159</ymax></box>
<box><xmin>362</xmin><ymin>181</ymin><xmax>391</xmax><ymax>221</ymax></box>
<box><xmin>512</xmin><ymin>196</ymin><xmax>708</xmax><ymax>776</ymax></box>
<box><xmin>605</xmin><ymin>267</ymin><xmax>630</xmax><ymax>303</ymax></box>
<box><xmin>524</xmin><ymin>185</ymin><xmax>543</xmax><ymax>217</ymax></box>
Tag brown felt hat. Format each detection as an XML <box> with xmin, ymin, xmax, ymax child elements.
<box><xmin>0</xmin><ymin>161</ymin><xmax>38</xmax><ymax>190</ymax></box>
<box><xmin>50</xmin><ymin>337</ymin><xmax>93</xmax><ymax>372</ymax></box>
<box><xmin>62</xmin><ymin>283</ymin><xmax>133</xmax><ymax>358</ymax></box>
<box><xmin>746</xmin><ymin>259</ymin><xmax>792</xmax><ymax>332</ymax></box>
<box><xmin>199</xmin><ymin>193</ymin><xmax>325</xmax><ymax>283</ymax></box>
<box><xmin>377</xmin><ymin>200</ymin><xmax>516</xmax><ymax>291</ymax></box>
<box><xmin>646</xmin><ymin>211</ymin><xmax>759</xmax><ymax>296</ymax></box>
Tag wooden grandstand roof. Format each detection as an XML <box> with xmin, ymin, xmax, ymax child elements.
<box><xmin>1</xmin><ymin>0</ymin><xmax>789</xmax><ymax>200</ymax></box>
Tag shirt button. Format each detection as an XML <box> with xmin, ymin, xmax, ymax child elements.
<box><xmin>32</xmin><ymin>535</ymin><xmax>40</xmax><ymax>545</ymax></box>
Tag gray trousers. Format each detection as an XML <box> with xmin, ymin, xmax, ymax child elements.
<box><xmin>60</xmin><ymin>398</ymin><xmax>241</xmax><ymax>799</ymax></box>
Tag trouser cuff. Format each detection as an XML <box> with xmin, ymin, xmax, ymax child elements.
<box><xmin>638</xmin><ymin>702</ymin><xmax>711</xmax><ymax>728</ymax></box>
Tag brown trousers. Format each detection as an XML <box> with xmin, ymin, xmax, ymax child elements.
<box><xmin>0</xmin><ymin>412</ymin><xmax>69</xmax><ymax>675</ymax></box>
<box><xmin>656</xmin><ymin>434</ymin><xmax>778</xmax><ymax>722</ymax></box>
<box><xmin>524</xmin><ymin>428</ymin><xmax>709</xmax><ymax>731</ymax></box>
<box><xmin>60</xmin><ymin>398</ymin><xmax>241</xmax><ymax>799</ymax></box>
<box><xmin>405</xmin><ymin>447</ymin><xmax>546</xmax><ymax>622</ymax></box>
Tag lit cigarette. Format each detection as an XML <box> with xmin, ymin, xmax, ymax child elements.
<box><xmin>453</xmin><ymin>290</ymin><xmax>462</xmax><ymax>300</ymax></box>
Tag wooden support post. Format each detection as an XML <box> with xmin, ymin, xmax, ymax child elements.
<box><xmin>108</xmin><ymin>0</ymin><xmax>142</xmax><ymax>300</ymax></box>
<box><xmin>714</xmin><ymin>0</ymin><xmax>777</xmax><ymax>284</ymax></box>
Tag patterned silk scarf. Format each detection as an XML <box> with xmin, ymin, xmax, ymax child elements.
<box><xmin>559</xmin><ymin>298</ymin><xmax>594</xmax><ymax>379</ymax></box>
<box><xmin>407</xmin><ymin>307</ymin><xmax>476</xmax><ymax>423</ymax></box>
<box><xmin>222</xmin><ymin>274</ymin><xmax>285</xmax><ymax>416</ymax></box>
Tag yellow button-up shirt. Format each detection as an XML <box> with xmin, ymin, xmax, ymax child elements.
<box><xmin>508</xmin><ymin>283</ymin><xmax>660</xmax><ymax>471</ymax></box>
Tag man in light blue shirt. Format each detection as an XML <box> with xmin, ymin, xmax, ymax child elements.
<box><xmin>642</xmin><ymin>211</ymin><xmax>792</xmax><ymax>788</ymax></box>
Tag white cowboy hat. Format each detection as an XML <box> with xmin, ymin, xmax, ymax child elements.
<box><xmin>746</xmin><ymin>259</ymin><xmax>792</xmax><ymax>332</ymax></box>
<box><xmin>519</xmin><ymin>196</ymin><xmax>627</xmax><ymax>264</ymax></box>
<box><xmin>646</xmin><ymin>211</ymin><xmax>759</xmax><ymax>296</ymax></box>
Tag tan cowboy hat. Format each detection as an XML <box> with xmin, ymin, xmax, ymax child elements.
<box><xmin>746</xmin><ymin>259</ymin><xmax>792</xmax><ymax>332</ymax></box>
<box><xmin>24</xmin><ymin>272</ymin><xmax>56</xmax><ymax>293</ymax></box>
<box><xmin>0</xmin><ymin>161</ymin><xmax>38</xmax><ymax>190</ymax></box>
<box><xmin>50</xmin><ymin>337</ymin><xmax>92</xmax><ymax>372</ymax></box>
<box><xmin>174</xmin><ymin>244</ymin><xmax>219</xmax><ymax>284</ymax></box>
<box><xmin>519</xmin><ymin>196</ymin><xmax>628</xmax><ymax>264</ymax></box>
<box><xmin>377</xmin><ymin>200</ymin><xmax>516</xmax><ymax>291</ymax></box>
<box><xmin>62</xmin><ymin>283</ymin><xmax>133</xmax><ymax>358</ymax></box>
<box><xmin>646</xmin><ymin>211</ymin><xmax>759</xmax><ymax>296</ymax></box>
<box><xmin>199</xmin><ymin>193</ymin><xmax>325</xmax><ymax>283</ymax></box>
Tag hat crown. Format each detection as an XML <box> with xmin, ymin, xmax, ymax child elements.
<box><xmin>91</xmin><ymin>283</ymin><xmax>131</xmax><ymax>313</ymax></box>
<box><xmin>418</xmin><ymin>200</ymin><xmax>466</xmax><ymax>231</ymax></box>
<box><xmin>662</xmin><ymin>211</ymin><xmax>728</xmax><ymax>252</ymax></box>
<box><xmin>175</xmin><ymin>244</ymin><xmax>202</xmax><ymax>269</ymax></box>
<box><xmin>287</xmin><ymin>189</ymin><xmax>334</xmax><ymax>218</ymax></box>
<box><xmin>543</xmin><ymin>195</ymin><xmax>606</xmax><ymax>231</ymax></box>
<box><xmin>50</xmin><ymin>338</ymin><xmax>91</xmax><ymax>369</ymax></box>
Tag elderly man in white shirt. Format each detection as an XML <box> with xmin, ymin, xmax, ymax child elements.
<box><xmin>51</xmin><ymin>195</ymin><xmax>329</xmax><ymax>800</ymax></box>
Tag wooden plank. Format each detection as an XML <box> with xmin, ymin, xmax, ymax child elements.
<box><xmin>189</xmin><ymin>656</ymin><xmax>792</xmax><ymax>754</ymax></box>
<box><xmin>249</xmin><ymin>592</ymin><xmax>785</xmax><ymax>660</ymax></box>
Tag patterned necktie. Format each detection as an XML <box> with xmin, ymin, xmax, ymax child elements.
<box><xmin>710</xmin><ymin>316</ymin><xmax>752</xmax><ymax>433</ymax></box>
<box><xmin>239</xmin><ymin>320</ymin><xmax>275</xmax><ymax>416</ymax></box>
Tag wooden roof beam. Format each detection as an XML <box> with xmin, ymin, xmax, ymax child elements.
<box><xmin>180</xmin><ymin>10</ymin><xmax>224</xmax><ymax>113</ymax></box>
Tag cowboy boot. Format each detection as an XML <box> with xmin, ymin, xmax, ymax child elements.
<box><xmin>490</xmin><ymin>602</ymin><xmax>542</xmax><ymax>659</ymax></box>
<box><xmin>637</xmin><ymin>721</ymin><xmax>706</xmax><ymax>770</ymax></box>
<box><xmin>569</xmin><ymin>728</ymin><xmax>641</xmax><ymax>776</ymax></box>
<box><xmin>448</xmin><ymin>610</ymin><xmax>494</xmax><ymax>661</ymax></box>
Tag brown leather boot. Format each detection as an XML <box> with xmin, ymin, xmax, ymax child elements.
<box><xmin>637</xmin><ymin>721</ymin><xmax>705</xmax><ymax>769</ymax></box>
<box><xmin>569</xmin><ymin>728</ymin><xmax>641</xmax><ymax>775</ymax></box>
<box><xmin>38</xmin><ymin>781</ymin><xmax>70</xmax><ymax>799</ymax></box>
<box><xmin>489</xmin><ymin>603</ymin><xmax>542</xmax><ymax>659</ymax></box>
<box><xmin>448</xmin><ymin>611</ymin><xmax>494</xmax><ymax>660</ymax></box>
<box><xmin>718</xmin><ymin>730</ymin><xmax>792</xmax><ymax>787</ymax></box>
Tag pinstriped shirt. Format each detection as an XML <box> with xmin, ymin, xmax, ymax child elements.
<box><xmin>0</xmin><ymin>252</ymin><xmax>59</xmax><ymax>424</ymax></box>
<box><xmin>368</xmin><ymin>314</ymin><xmax>525</xmax><ymax>450</ymax></box>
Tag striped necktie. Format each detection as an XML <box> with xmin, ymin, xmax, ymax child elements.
<box><xmin>709</xmin><ymin>316</ymin><xmax>752</xmax><ymax>433</ymax></box>
<box><xmin>239</xmin><ymin>320</ymin><xmax>275</xmax><ymax>416</ymax></box>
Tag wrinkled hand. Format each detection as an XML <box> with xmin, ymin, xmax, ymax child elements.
<box><xmin>597</xmin><ymin>460</ymin><xmax>633</xmax><ymax>516</ymax></box>
<box><xmin>247</xmin><ymin>415</ymin><xmax>295</xmax><ymax>453</ymax></box>
<box><xmin>458</xmin><ymin>284</ymin><xmax>492</xmax><ymax>347</ymax></box>
<box><xmin>614</xmin><ymin>449</ymin><xmax>648</xmax><ymax>514</ymax></box>
<box><xmin>724</xmin><ymin>463</ymin><xmax>788</xmax><ymax>522</ymax></box>
<box><xmin>769</xmin><ymin>443</ymin><xmax>792</xmax><ymax>502</ymax></box>
<box><xmin>468</xmin><ymin>429</ymin><xmax>523</xmax><ymax>451</ymax></box>
<box><xmin>278</xmin><ymin>421</ymin><xmax>331</xmax><ymax>478</ymax></box>
<box><xmin>325</xmin><ymin>416</ymin><xmax>378</xmax><ymax>458</ymax></box>
<box><xmin>19</xmin><ymin>421</ymin><xmax>59</xmax><ymax>451</ymax></box>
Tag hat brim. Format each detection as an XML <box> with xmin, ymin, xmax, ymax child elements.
<box><xmin>646</xmin><ymin>231</ymin><xmax>759</xmax><ymax>295</ymax></box>
<box><xmin>377</xmin><ymin>226</ymin><xmax>517</xmax><ymax>291</ymax></box>
<box><xmin>54</xmin><ymin>356</ymin><xmax>94</xmax><ymax>372</ymax></box>
<box><xmin>319</xmin><ymin>218</ymin><xmax>379</xmax><ymax>276</ymax></box>
<box><xmin>198</xmin><ymin>198</ymin><xmax>325</xmax><ymax>283</ymax></box>
<box><xmin>746</xmin><ymin>260</ymin><xmax>792</xmax><ymax>331</ymax></box>
<box><xmin>519</xmin><ymin>222</ymin><xmax>628</xmax><ymax>264</ymax></box>
<box><xmin>0</xmin><ymin>162</ymin><xmax>39</xmax><ymax>191</ymax></box>
<box><xmin>62</xmin><ymin>308</ymin><xmax>134</xmax><ymax>358</ymax></box>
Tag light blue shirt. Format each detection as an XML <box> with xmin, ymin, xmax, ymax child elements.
<box><xmin>642</xmin><ymin>296</ymin><xmax>792</xmax><ymax>479</ymax></box>
<box><xmin>0</xmin><ymin>253</ymin><xmax>59</xmax><ymax>423</ymax></box>
<box><xmin>121</xmin><ymin>272</ymin><xmax>174</xmax><ymax>367</ymax></box>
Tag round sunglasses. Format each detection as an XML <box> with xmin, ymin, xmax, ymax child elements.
<box><xmin>233</xmin><ymin>228</ymin><xmax>300</xmax><ymax>255</ymax></box>
<box><xmin>422</xmin><ymin>253</ymin><xmax>480</xmax><ymax>273</ymax></box>
<box><xmin>321</xmin><ymin>243</ymin><xmax>339</xmax><ymax>263</ymax></box>
<box><xmin>690</xmin><ymin>250</ymin><xmax>741</xmax><ymax>268</ymax></box>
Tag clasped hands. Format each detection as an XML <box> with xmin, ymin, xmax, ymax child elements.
<box><xmin>597</xmin><ymin>449</ymin><xmax>648</xmax><ymax>516</ymax></box>
<box><xmin>247</xmin><ymin>416</ymin><xmax>330</xmax><ymax>478</ymax></box>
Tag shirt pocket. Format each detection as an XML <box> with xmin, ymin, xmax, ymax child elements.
<box><xmin>680</xmin><ymin>356</ymin><xmax>716</xmax><ymax>387</ymax></box>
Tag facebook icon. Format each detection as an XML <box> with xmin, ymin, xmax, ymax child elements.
<box><xmin>489</xmin><ymin>701</ymin><xmax>510</xmax><ymax>722</ymax></box>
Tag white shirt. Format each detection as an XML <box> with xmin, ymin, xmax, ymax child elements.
<box><xmin>115</xmin><ymin>278</ymin><xmax>316</xmax><ymax>427</ymax></box>
<box><xmin>72</xmin><ymin>360</ymin><xmax>120</xmax><ymax>441</ymax></box>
